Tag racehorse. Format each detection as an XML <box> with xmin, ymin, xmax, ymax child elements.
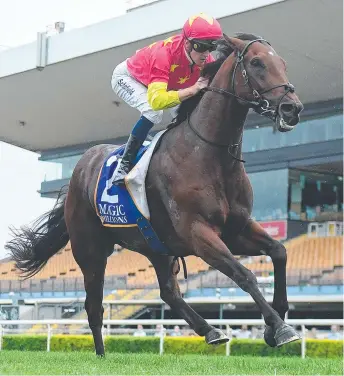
<box><xmin>6</xmin><ymin>33</ymin><xmax>303</xmax><ymax>356</ymax></box>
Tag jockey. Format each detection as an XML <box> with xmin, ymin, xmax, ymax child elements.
<box><xmin>111</xmin><ymin>12</ymin><xmax>223</xmax><ymax>184</ymax></box>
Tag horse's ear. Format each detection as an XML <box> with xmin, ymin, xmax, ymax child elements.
<box><xmin>223</xmin><ymin>34</ymin><xmax>246</xmax><ymax>53</ymax></box>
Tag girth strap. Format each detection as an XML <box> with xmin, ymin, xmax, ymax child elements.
<box><xmin>172</xmin><ymin>256</ymin><xmax>188</xmax><ymax>280</ymax></box>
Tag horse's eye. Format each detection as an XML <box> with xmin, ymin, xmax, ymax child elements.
<box><xmin>250</xmin><ymin>58</ymin><xmax>264</xmax><ymax>68</ymax></box>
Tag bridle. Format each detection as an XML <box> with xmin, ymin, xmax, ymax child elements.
<box><xmin>206</xmin><ymin>39</ymin><xmax>295</xmax><ymax>121</ymax></box>
<box><xmin>188</xmin><ymin>38</ymin><xmax>296</xmax><ymax>163</ymax></box>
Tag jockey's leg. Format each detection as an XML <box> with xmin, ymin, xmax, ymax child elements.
<box><xmin>111</xmin><ymin>59</ymin><xmax>162</xmax><ymax>184</ymax></box>
<box><xmin>112</xmin><ymin>116</ymin><xmax>153</xmax><ymax>185</ymax></box>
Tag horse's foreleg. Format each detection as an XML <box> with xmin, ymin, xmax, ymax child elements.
<box><xmin>225</xmin><ymin>220</ymin><xmax>289</xmax><ymax>347</ymax></box>
<box><xmin>192</xmin><ymin>222</ymin><xmax>300</xmax><ymax>347</ymax></box>
<box><xmin>227</xmin><ymin>220</ymin><xmax>289</xmax><ymax>320</ymax></box>
<box><xmin>148</xmin><ymin>254</ymin><xmax>228</xmax><ymax>344</ymax></box>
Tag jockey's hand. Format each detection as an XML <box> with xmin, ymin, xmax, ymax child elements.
<box><xmin>193</xmin><ymin>77</ymin><xmax>209</xmax><ymax>94</ymax></box>
<box><xmin>177</xmin><ymin>77</ymin><xmax>210</xmax><ymax>102</ymax></box>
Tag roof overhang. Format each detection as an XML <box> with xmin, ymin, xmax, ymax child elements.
<box><xmin>0</xmin><ymin>0</ymin><xmax>342</xmax><ymax>152</ymax></box>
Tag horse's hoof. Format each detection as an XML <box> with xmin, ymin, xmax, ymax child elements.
<box><xmin>96</xmin><ymin>353</ymin><xmax>105</xmax><ymax>358</ymax></box>
<box><xmin>205</xmin><ymin>328</ymin><xmax>229</xmax><ymax>345</ymax></box>
<box><xmin>274</xmin><ymin>324</ymin><xmax>301</xmax><ymax>347</ymax></box>
<box><xmin>264</xmin><ymin>326</ymin><xmax>277</xmax><ymax>347</ymax></box>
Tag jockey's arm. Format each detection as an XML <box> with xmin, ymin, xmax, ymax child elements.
<box><xmin>147</xmin><ymin>81</ymin><xmax>205</xmax><ymax>111</ymax></box>
<box><xmin>147</xmin><ymin>45</ymin><xmax>210</xmax><ymax>111</ymax></box>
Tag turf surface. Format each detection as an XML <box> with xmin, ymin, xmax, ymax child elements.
<box><xmin>0</xmin><ymin>351</ymin><xmax>342</xmax><ymax>375</ymax></box>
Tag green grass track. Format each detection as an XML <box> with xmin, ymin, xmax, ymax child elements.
<box><xmin>0</xmin><ymin>351</ymin><xmax>342</xmax><ymax>375</ymax></box>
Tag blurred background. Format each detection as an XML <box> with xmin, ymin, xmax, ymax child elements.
<box><xmin>0</xmin><ymin>0</ymin><xmax>342</xmax><ymax>343</ymax></box>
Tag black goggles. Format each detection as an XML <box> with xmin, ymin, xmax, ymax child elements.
<box><xmin>191</xmin><ymin>39</ymin><xmax>217</xmax><ymax>53</ymax></box>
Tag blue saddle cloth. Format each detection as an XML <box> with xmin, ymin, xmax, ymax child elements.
<box><xmin>94</xmin><ymin>137</ymin><xmax>170</xmax><ymax>255</ymax></box>
<box><xmin>95</xmin><ymin>144</ymin><xmax>149</xmax><ymax>227</ymax></box>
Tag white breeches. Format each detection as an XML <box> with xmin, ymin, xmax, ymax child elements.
<box><xmin>111</xmin><ymin>60</ymin><xmax>179</xmax><ymax>124</ymax></box>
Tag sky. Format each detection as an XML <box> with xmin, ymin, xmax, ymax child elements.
<box><xmin>0</xmin><ymin>143</ymin><xmax>56</xmax><ymax>259</ymax></box>
<box><xmin>0</xmin><ymin>0</ymin><xmax>131</xmax><ymax>259</ymax></box>
<box><xmin>0</xmin><ymin>0</ymin><xmax>127</xmax><ymax>48</ymax></box>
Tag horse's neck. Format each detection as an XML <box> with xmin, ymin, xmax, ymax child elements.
<box><xmin>190</xmin><ymin>56</ymin><xmax>249</xmax><ymax>157</ymax></box>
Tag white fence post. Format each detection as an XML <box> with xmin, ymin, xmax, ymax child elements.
<box><xmin>301</xmin><ymin>325</ymin><xmax>306</xmax><ymax>359</ymax></box>
<box><xmin>0</xmin><ymin>317</ymin><xmax>340</xmax><ymax>357</ymax></box>
<box><xmin>0</xmin><ymin>325</ymin><xmax>3</xmax><ymax>351</ymax></box>
<box><xmin>159</xmin><ymin>326</ymin><xmax>164</xmax><ymax>355</ymax></box>
<box><xmin>225</xmin><ymin>325</ymin><xmax>231</xmax><ymax>356</ymax></box>
<box><xmin>47</xmin><ymin>324</ymin><xmax>51</xmax><ymax>352</ymax></box>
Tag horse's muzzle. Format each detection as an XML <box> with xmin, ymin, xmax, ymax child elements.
<box><xmin>277</xmin><ymin>100</ymin><xmax>304</xmax><ymax>132</ymax></box>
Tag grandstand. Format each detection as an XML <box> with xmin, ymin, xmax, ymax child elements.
<box><xmin>1</xmin><ymin>227</ymin><xmax>342</xmax><ymax>291</ymax></box>
<box><xmin>0</xmin><ymin>244</ymin><xmax>208</xmax><ymax>288</ymax></box>
<box><xmin>0</xmin><ymin>222</ymin><xmax>342</xmax><ymax>327</ymax></box>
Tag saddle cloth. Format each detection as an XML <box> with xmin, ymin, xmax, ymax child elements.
<box><xmin>94</xmin><ymin>130</ymin><xmax>166</xmax><ymax>227</ymax></box>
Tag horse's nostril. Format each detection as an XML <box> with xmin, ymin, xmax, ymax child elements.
<box><xmin>280</xmin><ymin>103</ymin><xmax>295</xmax><ymax>114</ymax></box>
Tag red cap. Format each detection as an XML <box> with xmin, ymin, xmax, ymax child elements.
<box><xmin>183</xmin><ymin>13</ymin><xmax>222</xmax><ymax>40</ymax></box>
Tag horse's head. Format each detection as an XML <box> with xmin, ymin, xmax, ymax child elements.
<box><xmin>219</xmin><ymin>34</ymin><xmax>303</xmax><ymax>132</ymax></box>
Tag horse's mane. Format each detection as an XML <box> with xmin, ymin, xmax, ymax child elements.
<box><xmin>174</xmin><ymin>33</ymin><xmax>263</xmax><ymax>125</ymax></box>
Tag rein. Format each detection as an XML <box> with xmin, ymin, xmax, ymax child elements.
<box><xmin>187</xmin><ymin>114</ymin><xmax>245</xmax><ymax>163</ymax></box>
<box><xmin>187</xmin><ymin>38</ymin><xmax>295</xmax><ymax>163</ymax></box>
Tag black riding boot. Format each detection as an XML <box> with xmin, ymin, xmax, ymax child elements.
<box><xmin>112</xmin><ymin>134</ymin><xmax>143</xmax><ymax>185</ymax></box>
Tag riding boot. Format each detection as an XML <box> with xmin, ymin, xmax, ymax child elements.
<box><xmin>112</xmin><ymin>134</ymin><xmax>143</xmax><ymax>185</ymax></box>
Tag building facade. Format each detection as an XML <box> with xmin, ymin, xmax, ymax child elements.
<box><xmin>0</xmin><ymin>0</ymin><xmax>342</xmax><ymax>239</ymax></box>
<box><xmin>39</xmin><ymin>98</ymin><xmax>343</xmax><ymax>238</ymax></box>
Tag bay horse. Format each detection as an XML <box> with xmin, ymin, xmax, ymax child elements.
<box><xmin>7</xmin><ymin>33</ymin><xmax>304</xmax><ymax>356</ymax></box>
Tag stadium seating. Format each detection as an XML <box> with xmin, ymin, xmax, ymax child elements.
<box><xmin>1</xmin><ymin>233</ymin><xmax>341</xmax><ymax>328</ymax></box>
<box><xmin>0</xmin><ymin>235</ymin><xmax>342</xmax><ymax>291</ymax></box>
<box><xmin>244</xmin><ymin>235</ymin><xmax>342</xmax><ymax>280</ymax></box>
<box><xmin>0</xmin><ymin>244</ymin><xmax>210</xmax><ymax>287</ymax></box>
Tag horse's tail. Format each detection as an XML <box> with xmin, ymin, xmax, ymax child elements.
<box><xmin>5</xmin><ymin>188</ymin><xmax>70</xmax><ymax>279</ymax></box>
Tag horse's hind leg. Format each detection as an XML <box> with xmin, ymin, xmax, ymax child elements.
<box><xmin>148</xmin><ymin>253</ymin><xmax>228</xmax><ymax>344</ymax></box>
<box><xmin>78</xmin><ymin>250</ymin><xmax>107</xmax><ymax>356</ymax></box>
<box><xmin>67</xmin><ymin>211</ymin><xmax>112</xmax><ymax>356</ymax></box>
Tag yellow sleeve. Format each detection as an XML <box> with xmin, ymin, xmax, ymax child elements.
<box><xmin>147</xmin><ymin>82</ymin><xmax>181</xmax><ymax>111</ymax></box>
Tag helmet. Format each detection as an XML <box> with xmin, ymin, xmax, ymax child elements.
<box><xmin>183</xmin><ymin>13</ymin><xmax>222</xmax><ymax>41</ymax></box>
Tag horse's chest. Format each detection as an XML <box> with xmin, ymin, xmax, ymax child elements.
<box><xmin>174</xmin><ymin>183</ymin><xmax>228</xmax><ymax>220</ymax></box>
